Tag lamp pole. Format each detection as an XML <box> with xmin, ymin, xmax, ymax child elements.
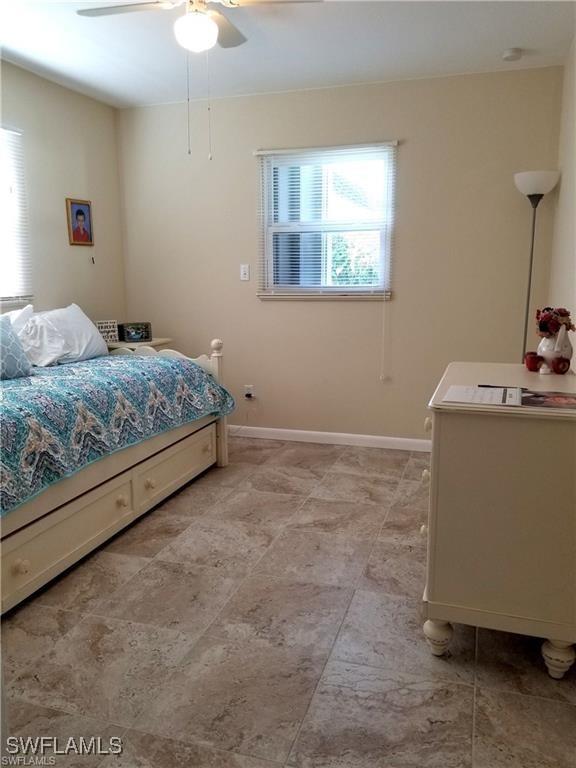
<box><xmin>514</xmin><ymin>171</ymin><xmax>560</xmax><ymax>363</ymax></box>
<box><xmin>521</xmin><ymin>193</ymin><xmax>543</xmax><ymax>362</ymax></box>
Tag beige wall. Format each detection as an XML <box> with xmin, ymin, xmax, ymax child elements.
<box><xmin>1</xmin><ymin>62</ymin><xmax>126</xmax><ymax>319</ymax></box>
<box><xmin>118</xmin><ymin>67</ymin><xmax>562</xmax><ymax>438</ymax></box>
<box><xmin>550</xmin><ymin>35</ymin><xmax>576</xmax><ymax>311</ymax></box>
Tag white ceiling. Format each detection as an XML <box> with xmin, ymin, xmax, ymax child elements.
<box><xmin>1</xmin><ymin>1</ymin><xmax>574</xmax><ymax>107</ymax></box>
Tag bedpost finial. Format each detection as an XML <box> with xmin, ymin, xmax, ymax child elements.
<box><xmin>211</xmin><ymin>339</ymin><xmax>224</xmax><ymax>356</ymax></box>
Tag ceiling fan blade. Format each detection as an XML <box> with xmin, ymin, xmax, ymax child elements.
<box><xmin>227</xmin><ymin>0</ymin><xmax>322</xmax><ymax>5</ymax></box>
<box><xmin>77</xmin><ymin>2</ymin><xmax>175</xmax><ymax>17</ymax></box>
<box><xmin>209</xmin><ymin>9</ymin><xmax>247</xmax><ymax>48</ymax></box>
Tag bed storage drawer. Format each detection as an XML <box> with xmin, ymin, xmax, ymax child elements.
<box><xmin>1</xmin><ymin>475</ymin><xmax>135</xmax><ymax>613</ymax></box>
<box><xmin>133</xmin><ymin>424</ymin><xmax>216</xmax><ymax>512</ymax></box>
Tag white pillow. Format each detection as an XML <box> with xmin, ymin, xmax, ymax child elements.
<box><xmin>17</xmin><ymin>314</ymin><xmax>69</xmax><ymax>367</ymax></box>
<box><xmin>3</xmin><ymin>303</ymin><xmax>34</xmax><ymax>334</ymax></box>
<box><xmin>19</xmin><ymin>304</ymin><xmax>108</xmax><ymax>366</ymax></box>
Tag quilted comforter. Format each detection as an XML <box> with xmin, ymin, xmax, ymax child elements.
<box><xmin>0</xmin><ymin>355</ymin><xmax>235</xmax><ymax>516</ymax></box>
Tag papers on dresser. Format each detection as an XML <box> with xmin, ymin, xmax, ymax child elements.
<box><xmin>442</xmin><ymin>385</ymin><xmax>522</xmax><ymax>407</ymax></box>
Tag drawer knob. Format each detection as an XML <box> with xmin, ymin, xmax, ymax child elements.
<box><xmin>13</xmin><ymin>558</ymin><xmax>31</xmax><ymax>576</ymax></box>
<box><xmin>202</xmin><ymin>443</ymin><xmax>211</xmax><ymax>455</ymax></box>
<box><xmin>421</xmin><ymin>469</ymin><xmax>431</xmax><ymax>482</ymax></box>
<box><xmin>420</xmin><ymin>524</ymin><xmax>428</xmax><ymax>537</ymax></box>
<box><xmin>116</xmin><ymin>494</ymin><xmax>129</xmax><ymax>508</ymax></box>
<box><xmin>144</xmin><ymin>478</ymin><xmax>157</xmax><ymax>490</ymax></box>
<box><xmin>424</xmin><ymin>417</ymin><xmax>433</xmax><ymax>433</ymax></box>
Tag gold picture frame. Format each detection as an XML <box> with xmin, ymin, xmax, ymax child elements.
<box><xmin>66</xmin><ymin>198</ymin><xmax>94</xmax><ymax>246</ymax></box>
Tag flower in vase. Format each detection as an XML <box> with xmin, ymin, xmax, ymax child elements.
<box><xmin>536</xmin><ymin>307</ymin><xmax>575</xmax><ymax>338</ymax></box>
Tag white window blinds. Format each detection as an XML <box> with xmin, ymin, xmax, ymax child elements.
<box><xmin>1</xmin><ymin>128</ymin><xmax>32</xmax><ymax>304</ymax></box>
<box><xmin>257</xmin><ymin>143</ymin><xmax>396</xmax><ymax>299</ymax></box>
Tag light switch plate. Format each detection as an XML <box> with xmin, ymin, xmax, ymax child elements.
<box><xmin>240</xmin><ymin>264</ymin><xmax>250</xmax><ymax>281</ymax></box>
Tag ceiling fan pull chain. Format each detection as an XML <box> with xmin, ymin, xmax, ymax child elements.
<box><xmin>208</xmin><ymin>104</ymin><xmax>213</xmax><ymax>160</ymax></box>
<box><xmin>206</xmin><ymin>51</ymin><xmax>213</xmax><ymax>160</ymax></box>
<box><xmin>186</xmin><ymin>52</ymin><xmax>192</xmax><ymax>155</ymax></box>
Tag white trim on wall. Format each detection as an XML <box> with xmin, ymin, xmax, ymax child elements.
<box><xmin>228</xmin><ymin>424</ymin><xmax>431</xmax><ymax>452</ymax></box>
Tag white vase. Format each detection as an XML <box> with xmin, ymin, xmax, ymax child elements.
<box><xmin>537</xmin><ymin>325</ymin><xmax>573</xmax><ymax>375</ymax></box>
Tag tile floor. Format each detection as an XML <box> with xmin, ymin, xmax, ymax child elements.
<box><xmin>2</xmin><ymin>438</ymin><xmax>575</xmax><ymax>767</ymax></box>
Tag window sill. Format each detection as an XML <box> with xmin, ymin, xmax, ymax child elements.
<box><xmin>258</xmin><ymin>292</ymin><xmax>392</xmax><ymax>301</ymax></box>
<box><xmin>0</xmin><ymin>295</ymin><xmax>34</xmax><ymax>309</ymax></box>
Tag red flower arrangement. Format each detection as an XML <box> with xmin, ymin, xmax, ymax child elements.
<box><xmin>536</xmin><ymin>307</ymin><xmax>575</xmax><ymax>338</ymax></box>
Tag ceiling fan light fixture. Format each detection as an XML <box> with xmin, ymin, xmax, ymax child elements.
<box><xmin>174</xmin><ymin>9</ymin><xmax>218</xmax><ymax>52</ymax></box>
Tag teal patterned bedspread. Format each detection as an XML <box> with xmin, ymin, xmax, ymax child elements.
<box><xmin>0</xmin><ymin>355</ymin><xmax>235</xmax><ymax>516</ymax></box>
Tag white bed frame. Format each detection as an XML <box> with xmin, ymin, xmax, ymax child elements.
<box><xmin>0</xmin><ymin>339</ymin><xmax>229</xmax><ymax>613</ymax></box>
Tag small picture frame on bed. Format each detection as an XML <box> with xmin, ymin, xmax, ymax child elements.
<box><xmin>66</xmin><ymin>198</ymin><xmax>94</xmax><ymax>246</ymax></box>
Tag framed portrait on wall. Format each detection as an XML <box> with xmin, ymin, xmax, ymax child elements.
<box><xmin>66</xmin><ymin>198</ymin><xmax>94</xmax><ymax>246</ymax></box>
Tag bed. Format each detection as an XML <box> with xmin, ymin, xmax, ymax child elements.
<box><xmin>0</xmin><ymin>340</ymin><xmax>233</xmax><ymax>613</ymax></box>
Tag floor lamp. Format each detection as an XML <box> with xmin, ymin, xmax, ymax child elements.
<box><xmin>514</xmin><ymin>170</ymin><xmax>560</xmax><ymax>362</ymax></box>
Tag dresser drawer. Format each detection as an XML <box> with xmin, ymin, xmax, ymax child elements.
<box><xmin>1</xmin><ymin>475</ymin><xmax>134</xmax><ymax>612</ymax></box>
<box><xmin>133</xmin><ymin>425</ymin><xmax>216</xmax><ymax>512</ymax></box>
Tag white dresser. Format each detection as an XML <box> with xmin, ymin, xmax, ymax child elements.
<box><xmin>422</xmin><ymin>362</ymin><xmax>576</xmax><ymax>679</ymax></box>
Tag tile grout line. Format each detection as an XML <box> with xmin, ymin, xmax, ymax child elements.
<box><xmin>350</xmin><ymin>452</ymin><xmax>418</xmax><ymax>593</ymax></box>
<box><xmin>279</xmin><ymin>451</ymin><xmax>426</xmax><ymax>765</ymax></box>
<box><xmin>109</xmin><ymin>444</ymin><xmax>346</xmax><ymax>743</ymax></box>
<box><xmin>102</xmin><ymin>444</ymin><xmax>338</xmax><ymax>732</ymax></box>
<box><xmin>472</xmin><ymin>682</ymin><xmax>576</xmax><ymax>707</ymax></box>
<box><xmin>30</xmin><ymin>476</ymin><xmax>239</xmax><ymax>621</ymax></box>
<box><xmin>192</xmin><ymin>455</ymin><xmax>413</xmax><ymax>655</ymax></box>
<box><xmin>471</xmin><ymin>626</ymin><xmax>479</xmax><ymax>767</ymax></box>
<box><xmin>4</xmin><ymin>472</ymin><xmax>261</xmax><ymax>732</ymax></box>
<box><xmin>187</xmin><ymin>446</ymin><xmax>350</xmax><ymax>643</ymax></box>
<box><xmin>304</xmin><ymin>654</ymin><xmax>476</xmax><ymax>692</ymax></box>
<box><xmin>87</xmin><ymin>478</ymin><xmax>242</xmax><ymax>611</ymax></box>
<box><xmin>103</xmin><ymin>715</ymin><xmax>287</xmax><ymax>767</ymax></box>
<box><xmin>61</xmin><ymin>449</ymin><xmax>331</xmax><ymax>634</ymax></box>
<box><xmin>175</xmin><ymin>444</ymin><xmax>364</xmax><ymax>764</ymax></box>
<box><xmin>272</xmin><ymin>447</ymin><xmax>411</xmax><ymax>765</ymax></box>
<box><xmin>281</xmin><ymin>585</ymin><xmax>358</xmax><ymax>768</ymax></box>
<box><xmin>358</xmin><ymin>452</ymin><xmax>415</xmax><ymax>578</ymax></box>
<box><xmin>5</xmin><ymin>692</ymin><xmax>133</xmax><ymax>762</ymax></box>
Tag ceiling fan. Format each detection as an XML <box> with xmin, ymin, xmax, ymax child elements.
<box><xmin>77</xmin><ymin>0</ymin><xmax>320</xmax><ymax>53</ymax></box>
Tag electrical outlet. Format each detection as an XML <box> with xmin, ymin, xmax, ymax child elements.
<box><xmin>240</xmin><ymin>264</ymin><xmax>250</xmax><ymax>281</ymax></box>
<box><xmin>243</xmin><ymin>384</ymin><xmax>255</xmax><ymax>399</ymax></box>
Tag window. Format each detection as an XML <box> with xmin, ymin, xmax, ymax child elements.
<box><xmin>258</xmin><ymin>143</ymin><xmax>396</xmax><ymax>299</ymax></box>
<box><xmin>1</xmin><ymin>128</ymin><xmax>32</xmax><ymax>305</ymax></box>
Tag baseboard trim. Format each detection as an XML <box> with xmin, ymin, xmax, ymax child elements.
<box><xmin>227</xmin><ymin>425</ymin><xmax>431</xmax><ymax>453</ymax></box>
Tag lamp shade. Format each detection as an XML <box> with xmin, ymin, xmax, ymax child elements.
<box><xmin>174</xmin><ymin>11</ymin><xmax>219</xmax><ymax>53</ymax></box>
<box><xmin>514</xmin><ymin>170</ymin><xmax>560</xmax><ymax>197</ymax></box>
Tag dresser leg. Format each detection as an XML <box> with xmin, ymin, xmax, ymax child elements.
<box><xmin>423</xmin><ymin>619</ymin><xmax>454</xmax><ymax>656</ymax></box>
<box><xmin>541</xmin><ymin>640</ymin><xmax>576</xmax><ymax>680</ymax></box>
